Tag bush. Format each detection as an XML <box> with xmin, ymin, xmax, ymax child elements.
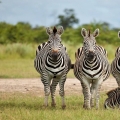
<box><xmin>2</xmin><ymin>43</ymin><xmax>36</xmax><ymax>59</ymax></box>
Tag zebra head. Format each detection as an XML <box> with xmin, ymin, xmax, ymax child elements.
<box><xmin>46</xmin><ymin>26</ymin><xmax>64</xmax><ymax>61</ymax></box>
<box><xmin>81</xmin><ymin>28</ymin><xmax>99</xmax><ymax>61</ymax></box>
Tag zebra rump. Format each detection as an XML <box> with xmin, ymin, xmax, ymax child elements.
<box><xmin>104</xmin><ymin>87</ymin><xmax>120</xmax><ymax>109</ymax></box>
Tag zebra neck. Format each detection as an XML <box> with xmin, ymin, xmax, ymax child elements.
<box><xmin>47</xmin><ymin>53</ymin><xmax>62</xmax><ymax>63</ymax></box>
<box><xmin>45</xmin><ymin>54</ymin><xmax>65</xmax><ymax>68</ymax></box>
<box><xmin>84</xmin><ymin>58</ymin><xmax>99</xmax><ymax>69</ymax></box>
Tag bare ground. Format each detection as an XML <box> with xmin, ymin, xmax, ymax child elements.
<box><xmin>0</xmin><ymin>76</ymin><xmax>118</xmax><ymax>96</ymax></box>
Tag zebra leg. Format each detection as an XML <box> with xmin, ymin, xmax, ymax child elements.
<box><xmin>95</xmin><ymin>78</ymin><xmax>103</xmax><ymax>109</ymax></box>
<box><xmin>41</xmin><ymin>75</ymin><xmax>51</xmax><ymax>107</ymax></box>
<box><xmin>50</xmin><ymin>79</ymin><xmax>59</xmax><ymax>107</ymax></box>
<box><xmin>59</xmin><ymin>76</ymin><xmax>66</xmax><ymax>109</ymax></box>
<box><xmin>90</xmin><ymin>84</ymin><xmax>96</xmax><ymax>107</ymax></box>
<box><xmin>81</xmin><ymin>80</ymin><xmax>91</xmax><ymax>109</ymax></box>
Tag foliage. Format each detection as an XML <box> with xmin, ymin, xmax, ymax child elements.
<box><xmin>0</xmin><ymin>22</ymin><xmax>48</xmax><ymax>44</ymax></box>
<box><xmin>0</xmin><ymin>21</ymin><xmax>120</xmax><ymax>46</ymax></box>
<box><xmin>56</xmin><ymin>9</ymin><xmax>79</xmax><ymax>29</ymax></box>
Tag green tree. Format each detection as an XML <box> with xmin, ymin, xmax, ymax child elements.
<box><xmin>56</xmin><ymin>9</ymin><xmax>79</xmax><ymax>29</ymax></box>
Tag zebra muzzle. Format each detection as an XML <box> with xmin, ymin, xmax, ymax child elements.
<box><xmin>87</xmin><ymin>51</ymin><xmax>94</xmax><ymax>61</ymax></box>
<box><xmin>51</xmin><ymin>49</ymin><xmax>59</xmax><ymax>61</ymax></box>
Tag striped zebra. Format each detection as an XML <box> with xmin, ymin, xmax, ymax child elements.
<box><xmin>104</xmin><ymin>87</ymin><xmax>120</xmax><ymax>109</ymax></box>
<box><xmin>74</xmin><ymin>28</ymin><xmax>110</xmax><ymax>109</ymax></box>
<box><xmin>111</xmin><ymin>31</ymin><xmax>120</xmax><ymax>87</ymax></box>
<box><xmin>34</xmin><ymin>26</ymin><xmax>71</xmax><ymax>109</ymax></box>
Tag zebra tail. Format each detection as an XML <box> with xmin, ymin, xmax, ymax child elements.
<box><xmin>71</xmin><ymin>64</ymin><xmax>74</xmax><ymax>69</ymax></box>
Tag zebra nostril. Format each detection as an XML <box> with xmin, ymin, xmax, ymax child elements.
<box><xmin>87</xmin><ymin>51</ymin><xmax>94</xmax><ymax>60</ymax></box>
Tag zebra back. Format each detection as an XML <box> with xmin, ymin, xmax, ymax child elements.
<box><xmin>104</xmin><ymin>87</ymin><xmax>120</xmax><ymax>109</ymax></box>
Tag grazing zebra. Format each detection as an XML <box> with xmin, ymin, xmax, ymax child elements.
<box><xmin>34</xmin><ymin>26</ymin><xmax>71</xmax><ymax>109</ymax></box>
<box><xmin>74</xmin><ymin>28</ymin><xmax>110</xmax><ymax>109</ymax></box>
<box><xmin>104</xmin><ymin>87</ymin><xmax>120</xmax><ymax>109</ymax></box>
<box><xmin>111</xmin><ymin>31</ymin><xmax>120</xmax><ymax>87</ymax></box>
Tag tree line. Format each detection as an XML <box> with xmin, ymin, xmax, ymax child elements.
<box><xmin>1</xmin><ymin>9</ymin><xmax>120</xmax><ymax>45</ymax></box>
<box><xmin>0</xmin><ymin>21</ymin><xmax>120</xmax><ymax>45</ymax></box>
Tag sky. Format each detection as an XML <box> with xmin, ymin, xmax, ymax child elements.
<box><xmin>0</xmin><ymin>0</ymin><xmax>120</xmax><ymax>28</ymax></box>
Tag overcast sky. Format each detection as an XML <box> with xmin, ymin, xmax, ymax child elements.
<box><xmin>0</xmin><ymin>0</ymin><xmax>120</xmax><ymax>28</ymax></box>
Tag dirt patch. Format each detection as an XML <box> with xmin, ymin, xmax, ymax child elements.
<box><xmin>0</xmin><ymin>76</ymin><xmax>118</xmax><ymax>96</ymax></box>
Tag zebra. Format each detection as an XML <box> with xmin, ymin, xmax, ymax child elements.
<box><xmin>74</xmin><ymin>28</ymin><xmax>110</xmax><ymax>109</ymax></box>
<box><xmin>34</xmin><ymin>26</ymin><xmax>71</xmax><ymax>109</ymax></box>
<box><xmin>111</xmin><ymin>31</ymin><xmax>120</xmax><ymax>87</ymax></box>
<box><xmin>104</xmin><ymin>87</ymin><xmax>120</xmax><ymax>109</ymax></box>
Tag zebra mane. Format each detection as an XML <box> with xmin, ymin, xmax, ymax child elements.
<box><xmin>53</xmin><ymin>27</ymin><xmax>57</xmax><ymax>35</ymax></box>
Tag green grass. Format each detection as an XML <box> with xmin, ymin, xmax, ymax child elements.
<box><xmin>0</xmin><ymin>93</ymin><xmax>119</xmax><ymax>120</ymax></box>
<box><xmin>0</xmin><ymin>59</ymin><xmax>39</xmax><ymax>78</ymax></box>
<box><xmin>0</xmin><ymin>59</ymin><xmax>74</xmax><ymax>78</ymax></box>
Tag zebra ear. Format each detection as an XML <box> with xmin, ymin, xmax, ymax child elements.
<box><xmin>93</xmin><ymin>28</ymin><xmax>99</xmax><ymax>37</ymax></box>
<box><xmin>46</xmin><ymin>27</ymin><xmax>53</xmax><ymax>35</ymax></box>
<box><xmin>81</xmin><ymin>28</ymin><xmax>87</xmax><ymax>37</ymax></box>
<box><xmin>57</xmin><ymin>26</ymin><xmax>64</xmax><ymax>35</ymax></box>
<box><xmin>118</xmin><ymin>31</ymin><xmax>120</xmax><ymax>38</ymax></box>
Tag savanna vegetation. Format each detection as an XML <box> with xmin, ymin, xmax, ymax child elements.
<box><xmin>0</xmin><ymin>9</ymin><xmax>120</xmax><ymax>120</ymax></box>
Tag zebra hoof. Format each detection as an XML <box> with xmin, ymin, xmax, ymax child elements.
<box><xmin>83</xmin><ymin>105</ymin><xmax>91</xmax><ymax>110</ymax></box>
<box><xmin>83</xmin><ymin>104</ymin><xmax>85</xmax><ymax>108</ymax></box>
<box><xmin>43</xmin><ymin>104</ymin><xmax>48</xmax><ymax>108</ymax></box>
<box><xmin>51</xmin><ymin>103</ymin><xmax>56</xmax><ymax>107</ymax></box>
<box><xmin>85</xmin><ymin>107</ymin><xmax>91</xmax><ymax>110</ymax></box>
<box><xmin>62</xmin><ymin>105</ymin><xmax>66</xmax><ymax>109</ymax></box>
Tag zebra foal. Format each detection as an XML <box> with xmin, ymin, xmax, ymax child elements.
<box><xmin>34</xmin><ymin>26</ymin><xmax>71</xmax><ymax>109</ymax></box>
<box><xmin>111</xmin><ymin>31</ymin><xmax>120</xmax><ymax>87</ymax></box>
<box><xmin>74</xmin><ymin>28</ymin><xmax>110</xmax><ymax>109</ymax></box>
<box><xmin>104</xmin><ymin>87</ymin><xmax>120</xmax><ymax>109</ymax></box>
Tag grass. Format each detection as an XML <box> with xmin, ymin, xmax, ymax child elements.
<box><xmin>0</xmin><ymin>59</ymin><xmax>39</xmax><ymax>78</ymax></box>
<box><xmin>0</xmin><ymin>59</ymin><xmax>74</xmax><ymax>78</ymax></box>
<box><xmin>0</xmin><ymin>43</ymin><xmax>119</xmax><ymax>119</ymax></box>
<box><xmin>0</xmin><ymin>92</ymin><xmax>119</xmax><ymax>120</ymax></box>
<box><xmin>0</xmin><ymin>43</ymin><xmax>36</xmax><ymax>59</ymax></box>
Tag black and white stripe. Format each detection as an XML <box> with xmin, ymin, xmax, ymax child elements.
<box><xmin>104</xmin><ymin>87</ymin><xmax>120</xmax><ymax>109</ymax></box>
<box><xmin>111</xmin><ymin>31</ymin><xmax>120</xmax><ymax>87</ymax></box>
<box><xmin>74</xmin><ymin>28</ymin><xmax>110</xmax><ymax>109</ymax></box>
<box><xmin>34</xmin><ymin>26</ymin><xmax>71</xmax><ymax>108</ymax></box>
